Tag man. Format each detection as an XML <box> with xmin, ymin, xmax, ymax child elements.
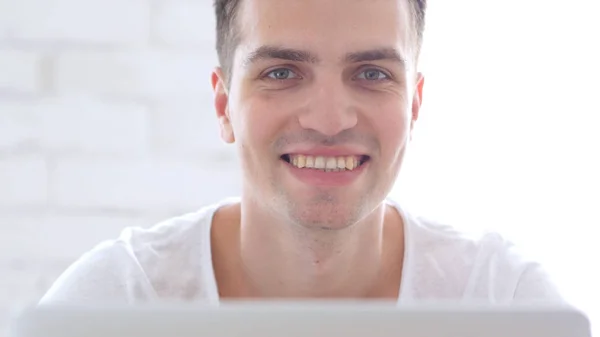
<box><xmin>40</xmin><ymin>0</ymin><xmax>562</xmax><ymax>304</ymax></box>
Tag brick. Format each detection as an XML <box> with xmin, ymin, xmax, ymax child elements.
<box><xmin>0</xmin><ymin>102</ymin><xmax>39</xmax><ymax>150</ymax></box>
<box><xmin>51</xmin><ymin>158</ymin><xmax>241</xmax><ymax>211</ymax></box>
<box><xmin>0</xmin><ymin>50</ymin><xmax>41</xmax><ymax>93</ymax></box>
<box><xmin>55</xmin><ymin>50</ymin><xmax>217</xmax><ymax>98</ymax></box>
<box><xmin>40</xmin><ymin>97</ymin><xmax>150</xmax><ymax>154</ymax></box>
<box><xmin>153</xmin><ymin>0</ymin><xmax>215</xmax><ymax>45</ymax></box>
<box><xmin>150</xmin><ymin>98</ymin><xmax>236</xmax><ymax>156</ymax></box>
<box><xmin>0</xmin><ymin>98</ymin><xmax>150</xmax><ymax>154</ymax></box>
<box><xmin>0</xmin><ymin>0</ymin><xmax>149</xmax><ymax>44</ymax></box>
<box><xmin>0</xmin><ymin>214</ymin><xmax>158</xmax><ymax>261</ymax></box>
<box><xmin>0</xmin><ymin>157</ymin><xmax>47</xmax><ymax>206</ymax></box>
<box><xmin>0</xmin><ymin>268</ymin><xmax>41</xmax><ymax>337</ymax></box>
<box><xmin>0</xmin><ymin>267</ymin><xmax>43</xmax><ymax>307</ymax></box>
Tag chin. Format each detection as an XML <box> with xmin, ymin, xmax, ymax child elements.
<box><xmin>284</xmin><ymin>195</ymin><xmax>368</xmax><ymax>231</ymax></box>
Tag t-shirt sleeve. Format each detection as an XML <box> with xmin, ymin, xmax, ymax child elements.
<box><xmin>38</xmin><ymin>240</ymin><xmax>156</xmax><ymax>306</ymax></box>
<box><xmin>513</xmin><ymin>262</ymin><xmax>566</xmax><ymax>301</ymax></box>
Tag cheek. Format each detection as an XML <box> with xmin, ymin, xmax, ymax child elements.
<box><xmin>369</xmin><ymin>101</ymin><xmax>412</xmax><ymax>170</ymax></box>
<box><xmin>232</xmin><ymin>95</ymin><xmax>288</xmax><ymax>155</ymax></box>
<box><xmin>375</xmin><ymin>101</ymin><xmax>411</xmax><ymax>143</ymax></box>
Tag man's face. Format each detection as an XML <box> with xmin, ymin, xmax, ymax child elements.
<box><xmin>213</xmin><ymin>0</ymin><xmax>424</xmax><ymax>230</ymax></box>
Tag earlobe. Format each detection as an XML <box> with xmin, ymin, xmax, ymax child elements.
<box><xmin>211</xmin><ymin>68</ymin><xmax>235</xmax><ymax>144</ymax></box>
<box><xmin>218</xmin><ymin>117</ymin><xmax>235</xmax><ymax>144</ymax></box>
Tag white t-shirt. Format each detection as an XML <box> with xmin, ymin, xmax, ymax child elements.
<box><xmin>39</xmin><ymin>198</ymin><xmax>564</xmax><ymax>305</ymax></box>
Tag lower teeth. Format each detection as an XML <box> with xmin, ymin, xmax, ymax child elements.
<box><xmin>283</xmin><ymin>156</ymin><xmax>366</xmax><ymax>171</ymax></box>
<box><xmin>294</xmin><ymin>164</ymin><xmax>362</xmax><ymax>171</ymax></box>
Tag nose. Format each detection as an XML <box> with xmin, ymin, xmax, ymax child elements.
<box><xmin>297</xmin><ymin>79</ymin><xmax>358</xmax><ymax>136</ymax></box>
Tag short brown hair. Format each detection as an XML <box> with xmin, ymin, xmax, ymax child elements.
<box><xmin>214</xmin><ymin>0</ymin><xmax>427</xmax><ymax>85</ymax></box>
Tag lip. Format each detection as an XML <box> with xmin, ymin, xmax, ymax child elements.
<box><xmin>281</xmin><ymin>157</ymin><xmax>369</xmax><ymax>187</ymax></box>
<box><xmin>282</xmin><ymin>146</ymin><xmax>369</xmax><ymax>157</ymax></box>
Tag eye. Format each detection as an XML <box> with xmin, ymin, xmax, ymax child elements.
<box><xmin>266</xmin><ymin>68</ymin><xmax>300</xmax><ymax>80</ymax></box>
<box><xmin>356</xmin><ymin>69</ymin><xmax>389</xmax><ymax>81</ymax></box>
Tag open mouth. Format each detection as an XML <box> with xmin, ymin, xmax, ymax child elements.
<box><xmin>280</xmin><ymin>154</ymin><xmax>370</xmax><ymax>172</ymax></box>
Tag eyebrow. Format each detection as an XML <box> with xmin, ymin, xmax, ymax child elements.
<box><xmin>344</xmin><ymin>48</ymin><xmax>406</xmax><ymax>67</ymax></box>
<box><xmin>243</xmin><ymin>45</ymin><xmax>320</xmax><ymax>67</ymax></box>
<box><xmin>243</xmin><ymin>45</ymin><xmax>407</xmax><ymax>68</ymax></box>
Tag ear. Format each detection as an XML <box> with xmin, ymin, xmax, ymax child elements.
<box><xmin>409</xmin><ymin>72</ymin><xmax>425</xmax><ymax>140</ymax></box>
<box><xmin>211</xmin><ymin>68</ymin><xmax>235</xmax><ymax>144</ymax></box>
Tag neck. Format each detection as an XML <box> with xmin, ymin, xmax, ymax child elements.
<box><xmin>229</xmin><ymin>197</ymin><xmax>404</xmax><ymax>299</ymax></box>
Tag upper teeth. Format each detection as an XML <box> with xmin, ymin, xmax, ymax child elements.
<box><xmin>289</xmin><ymin>155</ymin><xmax>362</xmax><ymax>171</ymax></box>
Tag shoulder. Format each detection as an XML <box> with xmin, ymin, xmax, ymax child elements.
<box><xmin>39</xmin><ymin>236</ymin><xmax>159</xmax><ymax>305</ymax></box>
<box><xmin>401</xmin><ymin>210</ymin><xmax>564</xmax><ymax>302</ymax></box>
<box><xmin>40</xmin><ymin>200</ymin><xmax>232</xmax><ymax>305</ymax></box>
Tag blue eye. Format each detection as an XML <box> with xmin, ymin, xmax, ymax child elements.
<box><xmin>266</xmin><ymin>68</ymin><xmax>299</xmax><ymax>80</ymax></box>
<box><xmin>357</xmin><ymin>69</ymin><xmax>389</xmax><ymax>81</ymax></box>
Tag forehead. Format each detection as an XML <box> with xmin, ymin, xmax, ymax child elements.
<box><xmin>235</xmin><ymin>0</ymin><xmax>414</xmax><ymax>62</ymax></box>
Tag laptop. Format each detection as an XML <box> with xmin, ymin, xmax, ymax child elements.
<box><xmin>9</xmin><ymin>301</ymin><xmax>592</xmax><ymax>337</ymax></box>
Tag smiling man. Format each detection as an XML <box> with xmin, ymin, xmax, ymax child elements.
<box><xmin>40</xmin><ymin>0</ymin><xmax>563</xmax><ymax>303</ymax></box>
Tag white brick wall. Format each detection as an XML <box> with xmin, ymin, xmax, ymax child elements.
<box><xmin>0</xmin><ymin>0</ymin><xmax>236</xmax><ymax>334</ymax></box>
<box><xmin>0</xmin><ymin>157</ymin><xmax>48</xmax><ymax>206</ymax></box>
<box><xmin>153</xmin><ymin>1</ymin><xmax>215</xmax><ymax>45</ymax></box>
<box><xmin>0</xmin><ymin>0</ymin><xmax>150</xmax><ymax>44</ymax></box>
<box><xmin>55</xmin><ymin>50</ymin><xmax>217</xmax><ymax>98</ymax></box>
<box><xmin>1</xmin><ymin>97</ymin><xmax>150</xmax><ymax>153</ymax></box>
<box><xmin>51</xmin><ymin>157</ymin><xmax>240</xmax><ymax>211</ymax></box>
<box><xmin>0</xmin><ymin>51</ymin><xmax>41</xmax><ymax>93</ymax></box>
